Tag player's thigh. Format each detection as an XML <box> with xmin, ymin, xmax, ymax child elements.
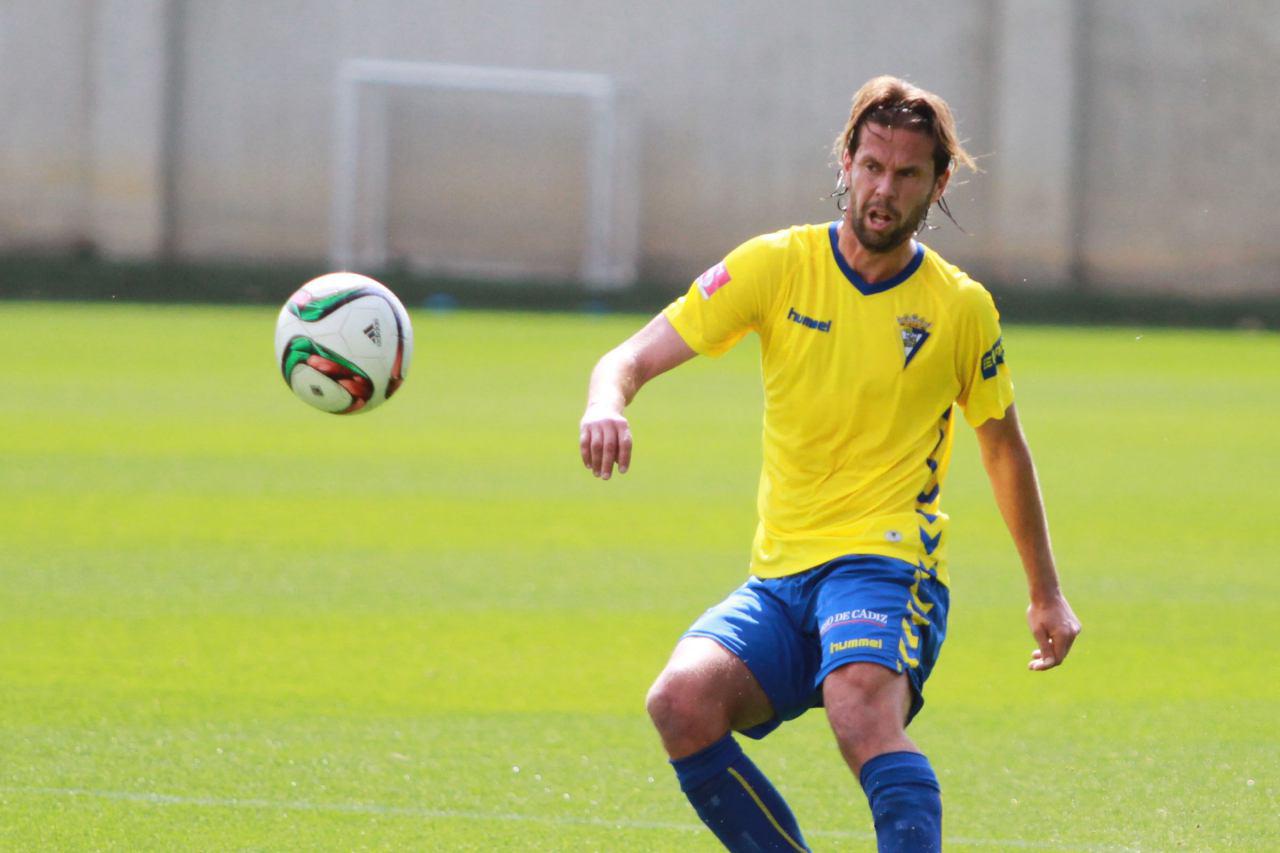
<box><xmin>822</xmin><ymin>660</ymin><xmax>913</xmax><ymax>730</ymax></box>
<box><xmin>811</xmin><ymin>555</ymin><xmax>948</xmax><ymax>724</ymax></box>
<box><xmin>649</xmin><ymin>636</ymin><xmax>775</xmax><ymax>732</ymax></box>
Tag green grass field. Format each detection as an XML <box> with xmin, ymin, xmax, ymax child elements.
<box><xmin>1</xmin><ymin>302</ymin><xmax>1277</xmax><ymax>850</ymax></box>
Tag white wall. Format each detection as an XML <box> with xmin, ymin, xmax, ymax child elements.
<box><xmin>0</xmin><ymin>0</ymin><xmax>94</xmax><ymax>247</ymax></box>
<box><xmin>1076</xmin><ymin>2</ymin><xmax>1280</xmax><ymax>295</ymax></box>
<box><xmin>1</xmin><ymin>0</ymin><xmax>1277</xmax><ymax>297</ymax></box>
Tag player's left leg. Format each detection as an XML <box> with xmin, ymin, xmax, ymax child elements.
<box><xmin>824</xmin><ymin>663</ymin><xmax>941</xmax><ymax>852</ymax></box>
<box><xmin>809</xmin><ymin>555</ymin><xmax>949</xmax><ymax>852</ymax></box>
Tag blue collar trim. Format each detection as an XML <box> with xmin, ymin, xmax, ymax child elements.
<box><xmin>827</xmin><ymin>221</ymin><xmax>926</xmax><ymax>295</ymax></box>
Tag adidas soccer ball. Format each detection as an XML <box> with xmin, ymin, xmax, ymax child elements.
<box><xmin>274</xmin><ymin>272</ymin><xmax>413</xmax><ymax>414</ymax></box>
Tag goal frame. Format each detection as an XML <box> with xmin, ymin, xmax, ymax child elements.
<box><xmin>329</xmin><ymin>59</ymin><xmax>638</xmax><ymax>290</ymax></box>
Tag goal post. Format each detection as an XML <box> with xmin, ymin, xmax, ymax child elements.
<box><xmin>330</xmin><ymin>59</ymin><xmax>639</xmax><ymax>291</ymax></box>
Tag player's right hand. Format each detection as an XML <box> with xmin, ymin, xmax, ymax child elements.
<box><xmin>579</xmin><ymin>405</ymin><xmax>632</xmax><ymax>480</ymax></box>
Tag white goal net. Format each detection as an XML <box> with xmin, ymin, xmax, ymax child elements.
<box><xmin>329</xmin><ymin>59</ymin><xmax>639</xmax><ymax>291</ymax></box>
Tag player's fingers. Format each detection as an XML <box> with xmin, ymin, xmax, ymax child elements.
<box><xmin>598</xmin><ymin>429</ymin><xmax>619</xmax><ymax>480</ymax></box>
<box><xmin>1051</xmin><ymin>622</ymin><xmax>1080</xmax><ymax>664</ymax></box>
<box><xmin>587</xmin><ymin>424</ymin><xmax>619</xmax><ymax>478</ymax></box>
<box><xmin>1029</xmin><ymin>624</ymin><xmax>1056</xmax><ymax>671</ymax></box>
<box><xmin>579</xmin><ymin>426</ymin><xmax>594</xmax><ymax>469</ymax></box>
<box><xmin>617</xmin><ymin>427</ymin><xmax>633</xmax><ymax>474</ymax></box>
<box><xmin>586</xmin><ymin>426</ymin><xmax>606</xmax><ymax>476</ymax></box>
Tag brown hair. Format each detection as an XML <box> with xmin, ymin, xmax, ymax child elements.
<box><xmin>833</xmin><ymin>75</ymin><xmax>976</xmax><ymax>180</ymax></box>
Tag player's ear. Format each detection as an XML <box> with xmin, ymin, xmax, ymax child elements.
<box><xmin>841</xmin><ymin>147</ymin><xmax>853</xmax><ymax>174</ymax></box>
<box><xmin>931</xmin><ymin>165</ymin><xmax>952</xmax><ymax>204</ymax></box>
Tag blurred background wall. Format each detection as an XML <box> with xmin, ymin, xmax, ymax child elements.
<box><xmin>1</xmin><ymin>0</ymin><xmax>1277</xmax><ymax>299</ymax></box>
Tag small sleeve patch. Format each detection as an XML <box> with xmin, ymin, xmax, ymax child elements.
<box><xmin>696</xmin><ymin>261</ymin><xmax>732</xmax><ymax>299</ymax></box>
<box><xmin>980</xmin><ymin>337</ymin><xmax>1006</xmax><ymax>379</ymax></box>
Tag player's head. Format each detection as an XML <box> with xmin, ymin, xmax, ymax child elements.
<box><xmin>832</xmin><ymin>76</ymin><xmax>976</xmax><ymax>252</ymax></box>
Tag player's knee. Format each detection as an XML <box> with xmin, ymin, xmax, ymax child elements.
<box><xmin>645</xmin><ymin>668</ymin><xmax>722</xmax><ymax>740</ymax></box>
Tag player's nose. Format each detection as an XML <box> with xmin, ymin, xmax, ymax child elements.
<box><xmin>873</xmin><ymin>172</ymin><xmax>895</xmax><ymax>199</ymax></box>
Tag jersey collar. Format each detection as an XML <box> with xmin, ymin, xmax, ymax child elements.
<box><xmin>827</xmin><ymin>221</ymin><xmax>926</xmax><ymax>296</ymax></box>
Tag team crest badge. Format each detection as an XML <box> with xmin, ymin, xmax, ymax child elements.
<box><xmin>897</xmin><ymin>314</ymin><xmax>932</xmax><ymax>367</ymax></box>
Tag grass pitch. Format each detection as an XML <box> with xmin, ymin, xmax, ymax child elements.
<box><xmin>1</xmin><ymin>302</ymin><xmax>1277</xmax><ymax>850</ymax></box>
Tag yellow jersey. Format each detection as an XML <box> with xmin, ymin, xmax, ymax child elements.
<box><xmin>663</xmin><ymin>222</ymin><xmax>1014</xmax><ymax>584</ymax></box>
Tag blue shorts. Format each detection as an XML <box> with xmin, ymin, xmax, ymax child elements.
<box><xmin>683</xmin><ymin>555</ymin><xmax>950</xmax><ymax>739</ymax></box>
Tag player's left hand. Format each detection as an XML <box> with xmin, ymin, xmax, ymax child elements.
<box><xmin>1026</xmin><ymin>593</ymin><xmax>1081</xmax><ymax>671</ymax></box>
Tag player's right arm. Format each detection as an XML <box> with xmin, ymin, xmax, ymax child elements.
<box><xmin>583</xmin><ymin>230</ymin><xmax>784</xmax><ymax>479</ymax></box>
<box><xmin>580</xmin><ymin>313</ymin><xmax>696</xmax><ymax>480</ymax></box>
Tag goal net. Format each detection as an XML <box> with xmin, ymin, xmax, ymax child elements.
<box><xmin>330</xmin><ymin>60</ymin><xmax>639</xmax><ymax>291</ymax></box>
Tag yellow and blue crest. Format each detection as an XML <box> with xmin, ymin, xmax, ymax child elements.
<box><xmin>897</xmin><ymin>314</ymin><xmax>932</xmax><ymax>367</ymax></box>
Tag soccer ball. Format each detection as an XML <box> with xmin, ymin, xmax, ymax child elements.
<box><xmin>274</xmin><ymin>272</ymin><xmax>413</xmax><ymax>414</ymax></box>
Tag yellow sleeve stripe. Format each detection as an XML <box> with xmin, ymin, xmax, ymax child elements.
<box><xmin>725</xmin><ymin>766</ymin><xmax>810</xmax><ymax>852</ymax></box>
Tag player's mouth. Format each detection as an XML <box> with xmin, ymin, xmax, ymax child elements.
<box><xmin>865</xmin><ymin>207</ymin><xmax>896</xmax><ymax>230</ymax></box>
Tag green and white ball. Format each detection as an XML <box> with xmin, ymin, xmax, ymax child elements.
<box><xmin>274</xmin><ymin>272</ymin><xmax>413</xmax><ymax>414</ymax></box>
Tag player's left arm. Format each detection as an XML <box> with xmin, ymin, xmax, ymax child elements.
<box><xmin>974</xmin><ymin>404</ymin><xmax>1082</xmax><ymax>671</ymax></box>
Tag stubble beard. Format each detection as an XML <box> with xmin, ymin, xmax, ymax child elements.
<box><xmin>849</xmin><ymin>194</ymin><xmax>933</xmax><ymax>254</ymax></box>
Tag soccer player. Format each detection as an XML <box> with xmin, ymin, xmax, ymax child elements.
<box><xmin>579</xmin><ymin>75</ymin><xmax>1081</xmax><ymax>852</ymax></box>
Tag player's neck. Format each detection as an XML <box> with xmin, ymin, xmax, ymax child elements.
<box><xmin>836</xmin><ymin>219</ymin><xmax>919</xmax><ymax>285</ymax></box>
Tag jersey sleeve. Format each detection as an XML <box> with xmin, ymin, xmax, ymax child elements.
<box><xmin>955</xmin><ymin>286</ymin><xmax>1015</xmax><ymax>427</ymax></box>
<box><xmin>662</xmin><ymin>232</ymin><xmax>787</xmax><ymax>357</ymax></box>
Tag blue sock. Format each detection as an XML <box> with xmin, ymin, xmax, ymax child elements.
<box><xmin>670</xmin><ymin>734</ymin><xmax>809</xmax><ymax>852</ymax></box>
<box><xmin>858</xmin><ymin>751</ymin><xmax>942</xmax><ymax>853</ymax></box>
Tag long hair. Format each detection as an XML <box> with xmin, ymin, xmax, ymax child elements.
<box><xmin>833</xmin><ymin>75</ymin><xmax>977</xmax><ymax>178</ymax></box>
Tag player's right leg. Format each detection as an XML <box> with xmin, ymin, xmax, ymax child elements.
<box><xmin>645</xmin><ymin>636</ymin><xmax>774</xmax><ymax>759</ymax></box>
<box><xmin>646</xmin><ymin>583</ymin><xmax>816</xmax><ymax>853</ymax></box>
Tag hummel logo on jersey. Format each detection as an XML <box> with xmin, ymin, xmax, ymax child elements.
<box><xmin>897</xmin><ymin>314</ymin><xmax>931</xmax><ymax>367</ymax></box>
<box><xmin>787</xmin><ymin>307</ymin><xmax>832</xmax><ymax>332</ymax></box>
<box><xmin>363</xmin><ymin>319</ymin><xmax>382</xmax><ymax>346</ymax></box>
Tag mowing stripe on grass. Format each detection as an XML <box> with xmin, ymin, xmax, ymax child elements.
<box><xmin>0</xmin><ymin>786</ymin><xmax>1136</xmax><ymax>850</ymax></box>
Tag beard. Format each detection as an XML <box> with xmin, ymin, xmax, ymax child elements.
<box><xmin>849</xmin><ymin>194</ymin><xmax>932</xmax><ymax>253</ymax></box>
